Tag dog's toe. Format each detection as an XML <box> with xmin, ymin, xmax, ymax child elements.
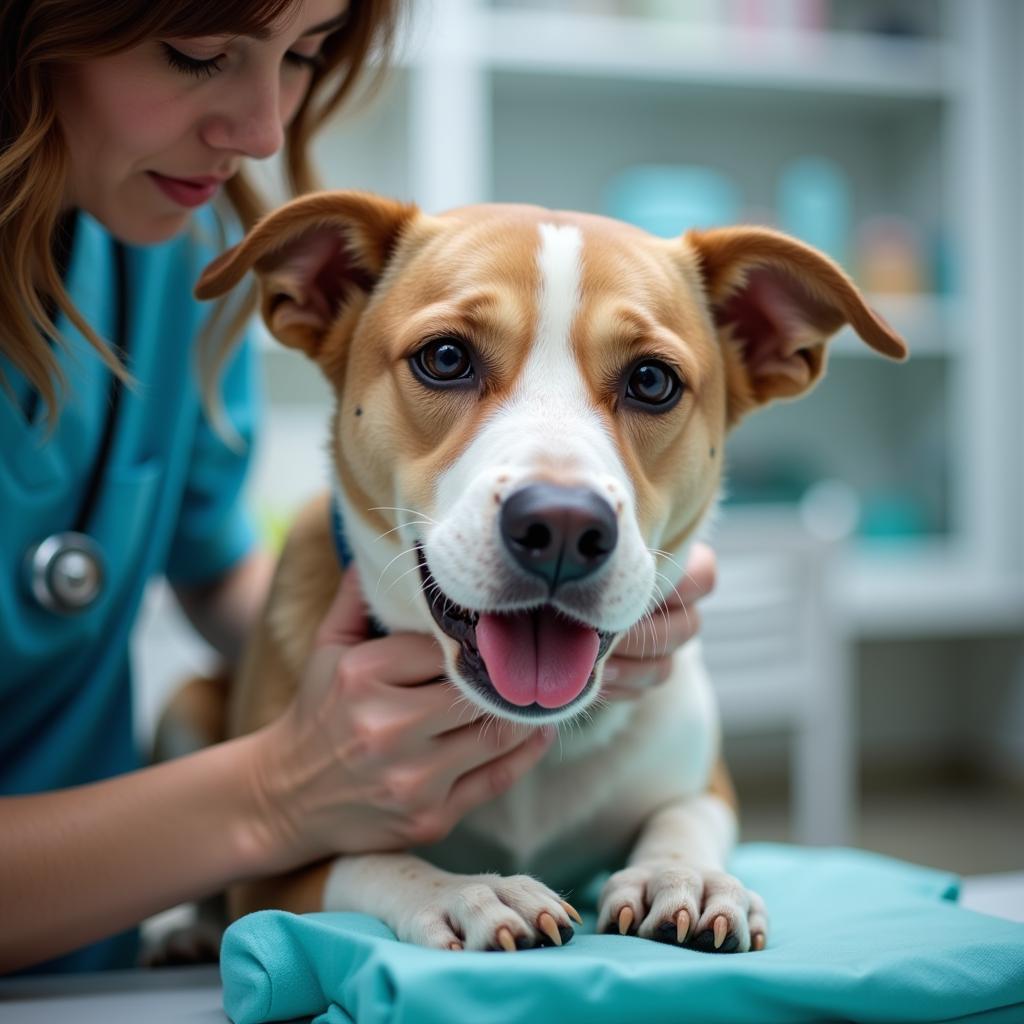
<box><xmin>406</xmin><ymin>874</ymin><xmax>575</xmax><ymax>952</ymax></box>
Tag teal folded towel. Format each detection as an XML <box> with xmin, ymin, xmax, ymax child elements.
<box><xmin>221</xmin><ymin>844</ymin><xmax>1024</xmax><ymax>1024</ymax></box>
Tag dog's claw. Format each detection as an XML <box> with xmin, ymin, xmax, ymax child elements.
<box><xmin>560</xmin><ymin>900</ymin><xmax>583</xmax><ymax>925</ymax></box>
<box><xmin>752</xmin><ymin>932</ymin><xmax>766</xmax><ymax>952</ymax></box>
<box><xmin>676</xmin><ymin>909</ymin><xmax>691</xmax><ymax>945</ymax></box>
<box><xmin>448</xmin><ymin>941</ymin><xmax>463</xmax><ymax>951</ymax></box>
<box><xmin>713</xmin><ymin>915</ymin><xmax>728</xmax><ymax>950</ymax></box>
<box><xmin>538</xmin><ymin>912</ymin><xmax>562</xmax><ymax>946</ymax></box>
<box><xmin>496</xmin><ymin>927</ymin><xmax>517</xmax><ymax>952</ymax></box>
<box><xmin>618</xmin><ymin>906</ymin><xmax>634</xmax><ymax>935</ymax></box>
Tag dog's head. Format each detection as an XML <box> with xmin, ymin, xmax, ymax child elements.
<box><xmin>198</xmin><ymin>191</ymin><xmax>906</xmax><ymax>725</ymax></box>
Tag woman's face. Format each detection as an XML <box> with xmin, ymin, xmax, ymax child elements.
<box><xmin>54</xmin><ymin>0</ymin><xmax>347</xmax><ymax>245</ymax></box>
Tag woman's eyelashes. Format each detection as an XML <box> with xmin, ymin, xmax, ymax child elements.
<box><xmin>161</xmin><ymin>43</ymin><xmax>224</xmax><ymax>79</ymax></box>
<box><xmin>160</xmin><ymin>42</ymin><xmax>324</xmax><ymax>80</ymax></box>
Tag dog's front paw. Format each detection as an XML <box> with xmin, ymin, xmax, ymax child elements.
<box><xmin>597</xmin><ymin>862</ymin><xmax>768</xmax><ymax>953</ymax></box>
<box><xmin>400</xmin><ymin>873</ymin><xmax>580</xmax><ymax>952</ymax></box>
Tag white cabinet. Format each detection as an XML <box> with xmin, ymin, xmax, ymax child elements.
<box><xmin>286</xmin><ymin>0</ymin><xmax>1023</xmax><ymax>638</ymax></box>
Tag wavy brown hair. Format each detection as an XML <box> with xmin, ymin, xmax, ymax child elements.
<box><xmin>0</xmin><ymin>0</ymin><xmax>402</xmax><ymax>429</ymax></box>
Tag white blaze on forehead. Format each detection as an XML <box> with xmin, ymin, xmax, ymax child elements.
<box><xmin>437</xmin><ymin>221</ymin><xmax>627</xmax><ymax>494</ymax></box>
<box><xmin>526</xmin><ymin>222</ymin><xmax>586</xmax><ymax>403</ymax></box>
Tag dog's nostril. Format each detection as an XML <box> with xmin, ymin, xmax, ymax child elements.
<box><xmin>516</xmin><ymin>523</ymin><xmax>552</xmax><ymax>552</ymax></box>
<box><xmin>578</xmin><ymin>528</ymin><xmax>609</xmax><ymax>560</ymax></box>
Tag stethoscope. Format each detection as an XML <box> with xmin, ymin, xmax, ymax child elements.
<box><xmin>22</xmin><ymin>235</ymin><xmax>129</xmax><ymax>616</ymax></box>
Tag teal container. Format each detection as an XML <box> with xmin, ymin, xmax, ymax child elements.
<box><xmin>776</xmin><ymin>156</ymin><xmax>852</xmax><ymax>264</ymax></box>
<box><xmin>603</xmin><ymin>165</ymin><xmax>743</xmax><ymax>238</ymax></box>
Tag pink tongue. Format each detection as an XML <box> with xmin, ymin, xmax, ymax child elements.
<box><xmin>475</xmin><ymin>608</ymin><xmax>599</xmax><ymax>709</ymax></box>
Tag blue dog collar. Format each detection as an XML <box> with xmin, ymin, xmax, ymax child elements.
<box><xmin>329</xmin><ymin>490</ymin><xmax>390</xmax><ymax>640</ymax></box>
<box><xmin>330</xmin><ymin>492</ymin><xmax>354</xmax><ymax>568</ymax></box>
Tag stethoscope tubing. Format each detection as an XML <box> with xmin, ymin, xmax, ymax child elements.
<box><xmin>22</xmin><ymin>234</ymin><xmax>129</xmax><ymax>615</ymax></box>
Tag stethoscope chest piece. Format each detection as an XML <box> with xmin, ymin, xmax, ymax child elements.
<box><xmin>25</xmin><ymin>532</ymin><xmax>106</xmax><ymax>615</ymax></box>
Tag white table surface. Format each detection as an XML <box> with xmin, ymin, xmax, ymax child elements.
<box><xmin>2</xmin><ymin>873</ymin><xmax>1023</xmax><ymax>1023</ymax></box>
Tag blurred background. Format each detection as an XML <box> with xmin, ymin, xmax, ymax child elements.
<box><xmin>134</xmin><ymin>0</ymin><xmax>1023</xmax><ymax>877</ymax></box>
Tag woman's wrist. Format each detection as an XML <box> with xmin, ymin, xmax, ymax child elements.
<box><xmin>228</xmin><ymin>709</ymin><xmax>326</xmax><ymax>878</ymax></box>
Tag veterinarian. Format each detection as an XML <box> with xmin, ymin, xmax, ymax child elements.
<box><xmin>0</xmin><ymin>0</ymin><xmax>717</xmax><ymax>975</ymax></box>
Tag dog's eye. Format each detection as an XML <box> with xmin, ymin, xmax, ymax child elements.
<box><xmin>411</xmin><ymin>338</ymin><xmax>475</xmax><ymax>387</ymax></box>
<box><xmin>624</xmin><ymin>360</ymin><xmax>684</xmax><ymax>411</ymax></box>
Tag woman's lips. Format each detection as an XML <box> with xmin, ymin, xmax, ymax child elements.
<box><xmin>147</xmin><ymin>171</ymin><xmax>222</xmax><ymax>208</ymax></box>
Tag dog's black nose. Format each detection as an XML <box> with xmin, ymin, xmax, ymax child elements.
<box><xmin>500</xmin><ymin>484</ymin><xmax>618</xmax><ymax>590</ymax></box>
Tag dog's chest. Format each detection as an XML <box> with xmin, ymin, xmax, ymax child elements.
<box><xmin>417</xmin><ymin>643</ymin><xmax>719</xmax><ymax>890</ymax></box>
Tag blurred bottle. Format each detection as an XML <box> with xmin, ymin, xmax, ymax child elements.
<box><xmin>855</xmin><ymin>215</ymin><xmax>926</xmax><ymax>294</ymax></box>
<box><xmin>777</xmin><ymin>156</ymin><xmax>852</xmax><ymax>267</ymax></box>
<box><xmin>604</xmin><ymin>164</ymin><xmax>743</xmax><ymax>237</ymax></box>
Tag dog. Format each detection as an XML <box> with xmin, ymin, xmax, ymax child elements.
<box><xmin>195</xmin><ymin>190</ymin><xmax>906</xmax><ymax>953</ymax></box>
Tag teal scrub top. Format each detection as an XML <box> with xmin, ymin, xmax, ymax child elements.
<box><xmin>0</xmin><ymin>206</ymin><xmax>260</xmax><ymax>973</ymax></box>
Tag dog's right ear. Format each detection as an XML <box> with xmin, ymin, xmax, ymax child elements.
<box><xmin>195</xmin><ymin>190</ymin><xmax>420</xmax><ymax>357</ymax></box>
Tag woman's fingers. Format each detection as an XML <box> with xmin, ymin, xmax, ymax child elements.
<box><xmin>673</xmin><ymin>541</ymin><xmax>717</xmax><ymax>605</ymax></box>
<box><xmin>430</xmin><ymin>716</ymin><xmax>549</xmax><ymax>780</ymax></box>
<box><xmin>601</xmin><ymin>653</ymin><xmax>675</xmax><ymax>700</ymax></box>
<box><xmin>442</xmin><ymin>727</ymin><xmax>556</xmax><ymax>822</ymax></box>
<box><xmin>340</xmin><ymin>632</ymin><xmax>449</xmax><ymax>690</ymax></box>
<box><xmin>313</xmin><ymin>565</ymin><xmax>371</xmax><ymax>649</ymax></box>
<box><xmin>613</xmin><ymin>542</ymin><xmax>716</xmax><ymax>661</ymax></box>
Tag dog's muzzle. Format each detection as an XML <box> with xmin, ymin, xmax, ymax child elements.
<box><xmin>418</xmin><ymin>484</ymin><xmax>619</xmax><ymax>719</ymax></box>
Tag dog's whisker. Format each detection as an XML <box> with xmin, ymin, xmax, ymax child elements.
<box><xmin>652</xmin><ymin>571</ymin><xmax>691</xmax><ymax>631</ymax></box>
<box><xmin>368</xmin><ymin>505</ymin><xmax>439</xmax><ymax>525</ymax></box>
<box><xmin>652</xmin><ymin>569</ymin><xmax>687</xmax><ymax>610</ymax></box>
<box><xmin>382</xmin><ymin>559</ymin><xmax>426</xmax><ymax>597</ymax></box>
<box><xmin>645</xmin><ymin>613</ymin><xmax>658</xmax><ymax>660</ymax></box>
<box><xmin>450</xmin><ymin>695</ymin><xmax>477</xmax><ymax>728</ymax></box>
<box><xmin>374</xmin><ymin>520</ymin><xmax>434</xmax><ymax>543</ymax></box>
<box><xmin>374</xmin><ymin>545</ymin><xmax>420</xmax><ymax>597</ymax></box>
<box><xmin>653</xmin><ymin>569</ymin><xmax>689</xmax><ymax>645</ymax></box>
<box><xmin>647</xmin><ymin>546</ymin><xmax>685</xmax><ymax>576</ymax></box>
<box><xmin>636</xmin><ymin>608</ymin><xmax>655</xmax><ymax>661</ymax></box>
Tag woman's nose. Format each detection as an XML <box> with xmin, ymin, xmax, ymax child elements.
<box><xmin>202</xmin><ymin>77</ymin><xmax>285</xmax><ymax>160</ymax></box>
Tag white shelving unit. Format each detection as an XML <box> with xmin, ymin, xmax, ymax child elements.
<box><xmin>233</xmin><ymin>0</ymin><xmax>1024</xmax><ymax>843</ymax></box>
<box><xmin>288</xmin><ymin>0</ymin><xmax>1023</xmax><ymax>640</ymax></box>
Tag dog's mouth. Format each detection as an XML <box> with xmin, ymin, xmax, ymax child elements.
<box><xmin>417</xmin><ymin>546</ymin><xmax>615</xmax><ymax>718</ymax></box>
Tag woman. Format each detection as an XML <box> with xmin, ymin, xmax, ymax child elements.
<box><xmin>0</xmin><ymin>0</ymin><xmax>716</xmax><ymax>975</ymax></box>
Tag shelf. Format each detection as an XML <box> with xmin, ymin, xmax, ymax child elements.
<box><xmin>840</xmin><ymin>539</ymin><xmax>1024</xmax><ymax>637</ymax></box>
<box><xmin>831</xmin><ymin>294</ymin><xmax>959</xmax><ymax>359</ymax></box>
<box><xmin>482</xmin><ymin>8</ymin><xmax>954</xmax><ymax>103</ymax></box>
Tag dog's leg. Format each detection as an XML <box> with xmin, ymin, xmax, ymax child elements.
<box><xmin>595</xmin><ymin>758</ymin><xmax>768</xmax><ymax>952</ymax></box>
<box><xmin>322</xmin><ymin>854</ymin><xmax>580</xmax><ymax>951</ymax></box>
<box><xmin>229</xmin><ymin>861</ymin><xmax>335</xmax><ymax>920</ymax></box>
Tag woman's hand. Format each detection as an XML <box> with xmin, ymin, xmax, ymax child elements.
<box><xmin>247</xmin><ymin>566</ymin><xmax>557</xmax><ymax>871</ymax></box>
<box><xmin>601</xmin><ymin>543</ymin><xmax>717</xmax><ymax>701</ymax></box>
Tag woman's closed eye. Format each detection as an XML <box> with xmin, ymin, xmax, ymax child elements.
<box><xmin>161</xmin><ymin>42</ymin><xmax>324</xmax><ymax>80</ymax></box>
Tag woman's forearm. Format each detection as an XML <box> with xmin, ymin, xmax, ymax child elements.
<box><xmin>0</xmin><ymin>729</ymin><xmax>273</xmax><ymax>974</ymax></box>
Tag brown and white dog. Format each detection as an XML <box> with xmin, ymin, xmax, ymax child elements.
<box><xmin>196</xmin><ymin>191</ymin><xmax>906</xmax><ymax>954</ymax></box>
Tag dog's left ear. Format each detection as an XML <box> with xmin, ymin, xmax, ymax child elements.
<box><xmin>195</xmin><ymin>190</ymin><xmax>421</xmax><ymax>358</ymax></box>
<box><xmin>684</xmin><ymin>226</ymin><xmax>907</xmax><ymax>419</ymax></box>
